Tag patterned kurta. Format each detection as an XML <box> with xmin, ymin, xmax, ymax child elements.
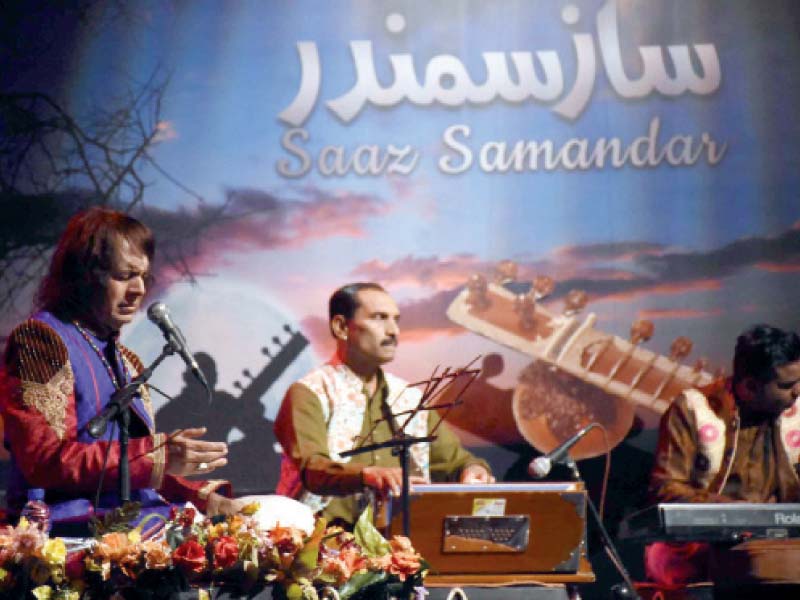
<box><xmin>645</xmin><ymin>378</ymin><xmax>800</xmax><ymax>585</ymax></box>
<box><xmin>0</xmin><ymin>311</ymin><xmax>230</xmax><ymax>528</ymax></box>
<box><xmin>649</xmin><ymin>378</ymin><xmax>800</xmax><ymax>504</ymax></box>
<box><xmin>274</xmin><ymin>357</ymin><xmax>489</xmax><ymax>525</ymax></box>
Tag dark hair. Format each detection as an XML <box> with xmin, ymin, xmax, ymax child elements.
<box><xmin>36</xmin><ymin>207</ymin><xmax>155</xmax><ymax>320</ymax></box>
<box><xmin>732</xmin><ymin>324</ymin><xmax>800</xmax><ymax>384</ymax></box>
<box><xmin>328</xmin><ymin>282</ymin><xmax>386</xmax><ymax>335</ymax></box>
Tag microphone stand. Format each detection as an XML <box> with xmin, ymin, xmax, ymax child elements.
<box><xmin>565</xmin><ymin>458</ymin><xmax>641</xmax><ymax>600</ymax></box>
<box><xmin>88</xmin><ymin>342</ymin><xmax>176</xmax><ymax>503</ymax></box>
<box><xmin>340</xmin><ymin>433</ymin><xmax>436</xmax><ymax>536</ymax></box>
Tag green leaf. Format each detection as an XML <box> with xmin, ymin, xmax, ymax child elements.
<box><xmin>353</xmin><ymin>506</ymin><xmax>391</xmax><ymax>557</ymax></box>
<box><xmin>164</xmin><ymin>523</ymin><xmax>186</xmax><ymax>549</ymax></box>
<box><xmin>89</xmin><ymin>502</ymin><xmax>143</xmax><ymax>536</ymax></box>
<box><xmin>295</xmin><ymin>518</ymin><xmax>326</xmax><ymax>573</ymax></box>
<box><xmin>315</xmin><ymin>570</ymin><xmax>339</xmax><ymax>585</ymax></box>
<box><xmin>286</xmin><ymin>582</ymin><xmax>303</xmax><ymax>600</ymax></box>
<box><xmin>338</xmin><ymin>570</ymin><xmax>387</xmax><ymax>600</ymax></box>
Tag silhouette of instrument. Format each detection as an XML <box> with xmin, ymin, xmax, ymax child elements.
<box><xmin>233</xmin><ymin>324</ymin><xmax>309</xmax><ymax>401</ymax></box>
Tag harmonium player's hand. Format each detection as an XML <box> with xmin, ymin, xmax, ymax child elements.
<box><xmin>459</xmin><ymin>464</ymin><xmax>496</xmax><ymax>484</ymax></box>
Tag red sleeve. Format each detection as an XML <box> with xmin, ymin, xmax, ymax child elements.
<box><xmin>159</xmin><ymin>475</ymin><xmax>232</xmax><ymax>512</ymax></box>
<box><xmin>0</xmin><ymin>320</ymin><xmax>162</xmax><ymax>494</ymax></box>
<box><xmin>1</xmin><ymin>319</ymin><xmax>233</xmax><ymax>512</ymax></box>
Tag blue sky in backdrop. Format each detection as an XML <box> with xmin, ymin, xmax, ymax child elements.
<box><xmin>3</xmin><ymin>1</ymin><xmax>799</xmax><ymax>431</ymax></box>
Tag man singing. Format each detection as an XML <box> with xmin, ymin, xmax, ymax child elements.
<box><xmin>1</xmin><ymin>207</ymin><xmax>243</xmax><ymax>532</ymax></box>
<box><xmin>274</xmin><ymin>282</ymin><xmax>493</xmax><ymax>527</ymax></box>
<box><xmin>646</xmin><ymin>324</ymin><xmax>800</xmax><ymax>584</ymax></box>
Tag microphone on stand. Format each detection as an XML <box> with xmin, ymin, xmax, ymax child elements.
<box><xmin>147</xmin><ymin>302</ymin><xmax>209</xmax><ymax>390</ymax></box>
<box><xmin>528</xmin><ymin>422</ymin><xmax>600</xmax><ymax>479</ymax></box>
<box><xmin>86</xmin><ymin>384</ymin><xmax>139</xmax><ymax>438</ymax></box>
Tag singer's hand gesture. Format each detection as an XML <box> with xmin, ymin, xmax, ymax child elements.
<box><xmin>165</xmin><ymin>427</ymin><xmax>228</xmax><ymax>477</ymax></box>
<box><xmin>459</xmin><ymin>464</ymin><xmax>495</xmax><ymax>484</ymax></box>
<box><xmin>206</xmin><ymin>493</ymin><xmax>250</xmax><ymax>517</ymax></box>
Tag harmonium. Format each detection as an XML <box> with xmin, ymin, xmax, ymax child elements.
<box><xmin>382</xmin><ymin>482</ymin><xmax>588</xmax><ymax>576</ymax></box>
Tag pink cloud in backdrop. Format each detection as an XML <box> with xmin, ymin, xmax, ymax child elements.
<box><xmin>638</xmin><ymin>308</ymin><xmax>723</xmax><ymax>320</ymax></box>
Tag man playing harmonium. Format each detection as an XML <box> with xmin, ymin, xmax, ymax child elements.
<box><xmin>645</xmin><ymin>324</ymin><xmax>800</xmax><ymax>584</ymax></box>
<box><xmin>274</xmin><ymin>282</ymin><xmax>494</xmax><ymax>527</ymax></box>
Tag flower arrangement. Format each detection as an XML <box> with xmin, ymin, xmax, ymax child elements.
<box><xmin>0</xmin><ymin>505</ymin><xmax>426</xmax><ymax>600</ymax></box>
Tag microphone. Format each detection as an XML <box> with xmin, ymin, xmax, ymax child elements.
<box><xmin>528</xmin><ymin>422</ymin><xmax>599</xmax><ymax>479</ymax></box>
<box><xmin>147</xmin><ymin>302</ymin><xmax>209</xmax><ymax>390</ymax></box>
<box><xmin>86</xmin><ymin>384</ymin><xmax>139</xmax><ymax>438</ymax></box>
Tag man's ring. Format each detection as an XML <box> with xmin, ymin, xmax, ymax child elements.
<box><xmin>198</xmin><ymin>462</ymin><xmax>208</xmax><ymax>471</ymax></box>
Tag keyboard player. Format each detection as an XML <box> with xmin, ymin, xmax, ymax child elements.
<box><xmin>645</xmin><ymin>324</ymin><xmax>800</xmax><ymax>586</ymax></box>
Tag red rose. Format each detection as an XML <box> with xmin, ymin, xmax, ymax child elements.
<box><xmin>178</xmin><ymin>507</ymin><xmax>197</xmax><ymax>528</ymax></box>
<box><xmin>212</xmin><ymin>535</ymin><xmax>239</xmax><ymax>570</ymax></box>
<box><xmin>172</xmin><ymin>539</ymin><xmax>207</xmax><ymax>575</ymax></box>
<box><xmin>65</xmin><ymin>549</ymin><xmax>86</xmax><ymax>580</ymax></box>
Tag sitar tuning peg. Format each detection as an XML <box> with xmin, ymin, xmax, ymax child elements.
<box><xmin>242</xmin><ymin>368</ymin><xmax>253</xmax><ymax>379</ymax></box>
<box><xmin>466</xmin><ymin>273</ymin><xmax>491</xmax><ymax>310</ymax></box>
<box><xmin>513</xmin><ymin>292</ymin><xmax>536</xmax><ymax>330</ymax></box>
<box><xmin>563</xmin><ymin>289</ymin><xmax>588</xmax><ymax>316</ymax></box>
<box><xmin>233</xmin><ymin>381</ymin><xmax>243</xmax><ymax>390</ymax></box>
<box><xmin>669</xmin><ymin>336</ymin><xmax>693</xmax><ymax>361</ymax></box>
<box><xmin>493</xmin><ymin>260</ymin><xmax>518</xmax><ymax>284</ymax></box>
<box><xmin>261</xmin><ymin>347</ymin><xmax>272</xmax><ymax>357</ymax></box>
<box><xmin>272</xmin><ymin>335</ymin><xmax>283</xmax><ymax>347</ymax></box>
<box><xmin>283</xmin><ymin>324</ymin><xmax>292</xmax><ymax>334</ymax></box>
<box><xmin>532</xmin><ymin>275</ymin><xmax>555</xmax><ymax>300</ymax></box>
<box><xmin>630</xmin><ymin>319</ymin><xmax>655</xmax><ymax>345</ymax></box>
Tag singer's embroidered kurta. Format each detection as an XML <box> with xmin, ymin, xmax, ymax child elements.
<box><xmin>0</xmin><ymin>311</ymin><xmax>230</xmax><ymax>526</ymax></box>
<box><xmin>274</xmin><ymin>357</ymin><xmax>488</xmax><ymax>525</ymax></box>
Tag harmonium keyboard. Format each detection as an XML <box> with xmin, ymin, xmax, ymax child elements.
<box><xmin>382</xmin><ymin>482</ymin><xmax>588</xmax><ymax>575</ymax></box>
<box><xmin>619</xmin><ymin>503</ymin><xmax>800</xmax><ymax>543</ymax></box>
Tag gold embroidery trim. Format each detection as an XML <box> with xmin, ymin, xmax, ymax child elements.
<box><xmin>148</xmin><ymin>432</ymin><xmax>167</xmax><ymax>489</ymax></box>
<box><xmin>198</xmin><ymin>480</ymin><xmax>226</xmax><ymax>501</ymax></box>
<box><xmin>20</xmin><ymin>361</ymin><xmax>74</xmax><ymax>441</ymax></box>
<box><xmin>121</xmin><ymin>354</ymin><xmax>155</xmax><ymax>429</ymax></box>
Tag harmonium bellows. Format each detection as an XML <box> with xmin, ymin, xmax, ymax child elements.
<box><xmin>383</xmin><ymin>482</ymin><xmax>587</xmax><ymax>575</ymax></box>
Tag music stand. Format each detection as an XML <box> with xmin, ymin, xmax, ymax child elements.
<box><xmin>340</xmin><ymin>358</ymin><xmax>482</xmax><ymax>536</ymax></box>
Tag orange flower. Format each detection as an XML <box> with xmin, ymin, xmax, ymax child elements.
<box><xmin>367</xmin><ymin>554</ymin><xmax>392</xmax><ymax>571</ymax></box>
<box><xmin>143</xmin><ymin>541</ymin><xmax>172</xmax><ymax>570</ymax></box>
<box><xmin>389</xmin><ymin>536</ymin><xmax>414</xmax><ymax>554</ymax></box>
<box><xmin>320</xmin><ymin>545</ymin><xmax>368</xmax><ymax>585</ymax></box>
<box><xmin>321</xmin><ymin>556</ymin><xmax>350</xmax><ymax>585</ymax></box>
<box><xmin>228</xmin><ymin>515</ymin><xmax>244</xmax><ymax>534</ymax></box>
<box><xmin>207</xmin><ymin>522</ymin><xmax>227</xmax><ymax>541</ymax></box>
<box><xmin>268</xmin><ymin>525</ymin><xmax>303</xmax><ymax>555</ymax></box>
<box><xmin>94</xmin><ymin>532</ymin><xmax>127</xmax><ymax>560</ymax></box>
<box><xmin>340</xmin><ymin>546</ymin><xmax>367</xmax><ymax>576</ymax></box>
<box><xmin>387</xmin><ymin>535</ymin><xmax>421</xmax><ymax>581</ymax></box>
<box><xmin>95</xmin><ymin>532</ymin><xmax>140</xmax><ymax>567</ymax></box>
